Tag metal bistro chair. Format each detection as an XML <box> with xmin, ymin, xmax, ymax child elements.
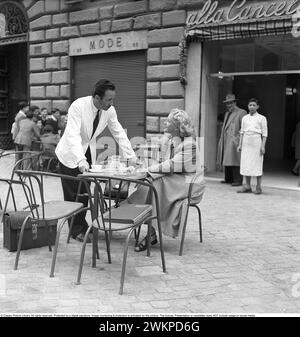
<box><xmin>179</xmin><ymin>172</ymin><xmax>205</xmax><ymax>256</ymax></box>
<box><xmin>0</xmin><ymin>151</ymin><xmax>43</xmax><ymax>223</ymax></box>
<box><xmin>13</xmin><ymin>170</ymin><xmax>90</xmax><ymax>277</ymax></box>
<box><xmin>39</xmin><ymin>141</ymin><xmax>59</xmax><ymax>173</ymax></box>
<box><xmin>76</xmin><ymin>174</ymin><xmax>167</xmax><ymax>295</ymax></box>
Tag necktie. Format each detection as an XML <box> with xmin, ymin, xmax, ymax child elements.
<box><xmin>85</xmin><ymin>110</ymin><xmax>100</xmax><ymax>166</ymax></box>
<box><xmin>91</xmin><ymin>109</ymin><xmax>100</xmax><ymax>139</ymax></box>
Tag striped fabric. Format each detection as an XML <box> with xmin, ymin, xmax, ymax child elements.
<box><xmin>186</xmin><ymin>16</ymin><xmax>294</xmax><ymax>41</ymax></box>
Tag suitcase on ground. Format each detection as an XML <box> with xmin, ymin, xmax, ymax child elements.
<box><xmin>3</xmin><ymin>211</ymin><xmax>57</xmax><ymax>252</ymax></box>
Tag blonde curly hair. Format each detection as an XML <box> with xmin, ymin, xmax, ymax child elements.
<box><xmin>168</xmin><ymin>108</ymin><xmax>195</xmax><ymax>138</ymax></box>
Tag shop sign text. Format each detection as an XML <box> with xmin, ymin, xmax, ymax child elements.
<box><xmin>69</xmin><ymin>31</ymin><xmax>148</xmax><ymax>56</ymax></box>
<box><xmin>187</xmin><ymin>0</ymin><xmax>300</xmax><ymax>26</ymax></box>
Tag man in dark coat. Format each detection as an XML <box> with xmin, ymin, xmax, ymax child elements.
<box><xmin>217</xmin><ymin>94</ymin><xmax>247</xmax><ymax>186</ymax></box>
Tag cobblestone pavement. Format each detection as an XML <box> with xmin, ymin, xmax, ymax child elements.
<box><xmin>0</xmin><ymin>156</ymin><xmax>300</xmax><ymax>314</ymax></box>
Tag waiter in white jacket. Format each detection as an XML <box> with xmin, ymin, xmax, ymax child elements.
<box><xmin>55</xmin><ymin>79</ymin><xmax>136</xmax><ymax>242</ymax></box>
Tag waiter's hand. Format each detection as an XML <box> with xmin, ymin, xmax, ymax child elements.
<box><xmin>78</xmin><ymin>159</ymin><xmax>90</xmax><ymax>173</ymax></box>
<box><xmin>260</xmin><ymin>146</ymin><xmax>265</xmax><ymax>155</ymax></box>
<box><xmin>237</xmin><ymin>145</ymin><xmax>242</xmax><ymax>152</ymax></box>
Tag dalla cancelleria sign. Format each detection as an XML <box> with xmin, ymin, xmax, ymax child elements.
<box><xmin>186</xmin><ymin>0</ymin><xmax>300</xmax><ymax>26</ymax></box>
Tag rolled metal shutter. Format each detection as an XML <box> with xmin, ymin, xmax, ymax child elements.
<box><xmin>72</xmin><ymin>50</ymin><xmax>146</xmax><ymax>140</ymax></box>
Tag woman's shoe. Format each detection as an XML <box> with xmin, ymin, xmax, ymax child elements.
<box><xmin>291</xmin><ymin>170</ymin><xmax>299</xmax><ymax>176</ymax></box>
<box><xmin>72</xmin><ymin>232</ymin><xmax>92</xmax><ymax>243</ymax></box>
<box><xmin>237</xmin><ymin>187</ymin><xmax>252</xmax><ymax>193</ymax></box>
<box><xmin>135</xmin><ymin>233</ymin><xmax>158</xmax><ymax>252</ymax></box>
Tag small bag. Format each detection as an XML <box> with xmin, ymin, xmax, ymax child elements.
<box><xmin>103</xmin><ymin>179</ymin><xmax>130</xmax><ymax>200</ymax></box>
<box><xmin>3</xmin><ymin>211</ymin><xmax>57</xmax><ymax>252</ymax></box>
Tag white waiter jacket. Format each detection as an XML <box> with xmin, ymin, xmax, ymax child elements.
<box><xmin>55</xmin><ymin>96</ymin><xmax>136</xmax><ymax>168</ymax></box>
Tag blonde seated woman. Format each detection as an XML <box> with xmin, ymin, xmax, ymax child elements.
<box><xmin>128</xmin><ymin>108</ymin><xmax>205</xmax><ymax>252</ymax></box>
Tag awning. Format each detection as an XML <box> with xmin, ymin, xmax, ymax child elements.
<box><xmin>186</xmin><ymin>15</ymin><xmax>294</xmax><ymax>41</ymax></box>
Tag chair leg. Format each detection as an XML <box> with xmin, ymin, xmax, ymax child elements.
<box><xmin>134</xmin><ymin>225</ymin><xmax>141</xmax><ymax>247</ymax></box>
<box><xmin>76</xmin><ymin>224</ymin><xmax>94</xmax><ymax>285</ymax></box>
<box><xmin>104</xmin><ymin>230</ymin><xmax>112</xmax><ymax>264</ymax></box>
<box><xmin>156</xmin><ymin>220</ymin><xmax>166</xmax><ymax>273</ymax></box>
<box><xmin>93</xmin><ymin>227</ymin><xmax>100</xmax><ymax>262</ymax></box>
<box><xmin>67</xmin><ymin>216</ymin><xmax>75</xmax><ymax>244</ymax></box>
<box><xmin>179</xmin><ymin>205</ymin><xmax>190</xmax><ymax>256</ymax></box>
<box><xmin>194</xmin><ymin>205</ymin><xmax>202</xmax><ymax>243</ymax></box>
<box><xmin>50</xmin><ymin>218</ymin><xmax>68</xmax><ymax>277</ymax></box>
<box><xmin>92</xmin><ymin>227</ymin><xmax>99</xmax><ymax>268</ymax></box>
<box><xmin>46</xmin><ymin>222</ymin><xmax>52</xmax><ymax>252</ymax></box>
<box><xmin>119</xmin><ymin>227</ymin><xmax>136</xmax><ymax>295</ymax></box>
<box><xmin>14</xmin><ymin>216</ymin><xmax>30</xmax><ymax>270</ymax></box>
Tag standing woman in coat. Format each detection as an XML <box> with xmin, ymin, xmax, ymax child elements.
<box><xmin>14</xmin><ymin>107</ymin><xmax>41</xmax><ymax>169</ymax></box>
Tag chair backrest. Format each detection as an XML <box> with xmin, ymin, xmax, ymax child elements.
<box><xmin>0</xmin><ymin>153</ymin><xmax>43</xmax><ymax>222</ymax></box>
<box><xmin>0</xmin><ymin>175</ymin><xmax>35</xmax><ymax>221</ymax></box>
<box><xmin>40</xmin><ymin>136</ymin><xmax>58</xmax><ymax>157</ymax></box>
<box><xmin>0</xmin><ymin>151</ymin><xmax>42</xmax><ymax>178</ymax></box>
<box><xmin>187</xmin><ymin>171</ymin><xmax>205</xmax><ymax>205</ymax></box>
<box><xmin>14</xmin><ymin>170</ymin><xmax>85</xmax><ymax>220</ymax></box>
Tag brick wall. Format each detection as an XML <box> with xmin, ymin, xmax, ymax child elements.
<box><xmin>25</xmin><ymin>0</ymin><xmax>206</xmax><ymax>133</ymax></box>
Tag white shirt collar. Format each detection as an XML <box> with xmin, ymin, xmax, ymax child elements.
<box><xmin>91</xmin><ymin>97</ymin><xmax>99</xmax><ymax>114</ymax></box>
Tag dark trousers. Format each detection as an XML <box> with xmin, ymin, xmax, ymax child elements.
<box><xmin>224</xmin><ymin>166</ymin><xmax>243</xmax><ymax>184</ymax></box>
<box><xmin>59</xmin><ymin>162</ymin><xmax>90</xmax><ymax>237</ymax></box>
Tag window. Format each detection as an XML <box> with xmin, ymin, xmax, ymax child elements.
<box><xmin>207</xmin><ymin>35</ymin><xmax>300</xmax><ymax>74</ymax></box>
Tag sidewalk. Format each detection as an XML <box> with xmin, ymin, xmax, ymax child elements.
<box><xmin>0</xmin><ymin>160</ymin><xmax>300</xmax><ymax>314</ymax></box>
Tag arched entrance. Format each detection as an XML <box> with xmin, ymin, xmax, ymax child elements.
<box><xmin>0</xmin><ymin>1</ymin><xmax>28</xmax><ymax>149</ymax></box>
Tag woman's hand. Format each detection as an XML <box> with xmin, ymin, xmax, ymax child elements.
<box><xmin>237</xmin><ymin>145</ymin><xmax>242</xmax><ymax>152</ymax></box>
<box><xmin>260</xmin><ymin>146</ymin><xmax>265</xmax><ymax>155</ymax></box>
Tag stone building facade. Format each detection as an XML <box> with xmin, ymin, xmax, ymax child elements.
<box><xmin>1</xmin><ymin>0</ymin><xmax>299</xmax><ymax>175</ymax></box>
<box><xmin>27</xmin><ymin>0</ymin><xmax>194</xmax><ymax>138</ymax></box>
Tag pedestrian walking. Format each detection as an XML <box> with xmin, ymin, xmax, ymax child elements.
<box><xmin>14</xmin><ymin>107</ymin><xmax>41</xmax><ymax>169</ymax></box>
<box><xmin>237</xmin><ymin>98</ymin><xmax>268</xmax><ymax>195</ymax></box>
<box><xmin>217</xmin><ymin>94</ymin><xmax>247</xmax><ymax>186</ymax></box>
<box><xmin>13</xmin><ymin>101</ymin><xmax>29</xmax><ymax>163</ymax></box>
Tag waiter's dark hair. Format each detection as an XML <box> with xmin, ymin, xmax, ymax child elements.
<box><xmin>93</xmin><ymin>79</ymin><xmax>115</xmax><ymax>98</ymax></box>
<box><xmin>249</xmin><ymin>98</ymin><xmax>259</xmax><ymax>105</ymax></box>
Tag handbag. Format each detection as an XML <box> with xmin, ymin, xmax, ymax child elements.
<box><xmin>103</xmin><ymin>179</ymin><xmax>130</xmax><ymax>200</ymax></box>
<box><xmin>3</xmin><ymin>210</ymin><xmax>57</xmax><ymax>252</ymax></box>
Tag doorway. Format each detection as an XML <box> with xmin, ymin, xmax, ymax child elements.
<box><xmin>220</xmin><ymin>74</ymin><xmax>300</xmax><ymax>165</ymax></box>
<box><xmin>0</xmin><ymin>42</ymin><xmax>28</xmax><ymax>149</ymax></box>
<box><xmin>203</xmin><ymin>72</ymin><xmax>300</xmax><ymax>188</ymax></box>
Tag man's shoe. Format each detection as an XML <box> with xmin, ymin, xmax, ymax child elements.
<box><xmin>253</xmin><ymin>187</ymin><xmax>262</xmax><ymax>195</ymax></box>
<box><xmin>220</xmin><ymin>180</ymin><xmax>232</xmax><ymax>184</ymax></box>
<box><xmin>231</xmin><ymin>182</ymin><xmax>242</xmax><ymax>186</ymax></box>
<box><xmin>72</xmin><ymin>233</ymin><xmax>92</xmax><ymax>243</ymax></box>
